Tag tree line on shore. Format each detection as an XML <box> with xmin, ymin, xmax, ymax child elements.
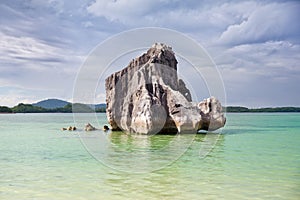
<box><xmin>0</xmin><ymin>103</ymin><xmax>106</xmax><ymax>113</ymax></box>
<box><xmin>1</xmin><ymin>104</ymin><xmax>300</xmax><ymax>113</ymax></box>
<box><xmin>224</xmin><ymin>106</ymin><xmax>300</xmax><ymax>112</ymax></box>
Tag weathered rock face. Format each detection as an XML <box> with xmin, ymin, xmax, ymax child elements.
<box><xmin>105</xmin><ymin>43</ymin><xmax>226</xmax><ymax>134</ymax></box>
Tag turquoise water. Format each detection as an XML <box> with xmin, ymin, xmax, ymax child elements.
<box><xmin>0</xmin><ymin>113</ymin><xmax>299</xmax><ymax>199</ymax></box>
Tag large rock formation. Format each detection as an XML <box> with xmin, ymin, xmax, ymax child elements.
<box><xmin>105</xmin><ymin>43</ymin><xmax>226</xmax><ymax>134</ymax></box>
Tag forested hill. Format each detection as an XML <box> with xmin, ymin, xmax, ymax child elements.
<box><xmin>0</xmin><ymin>101</ymin><xmax>106</xmax><ymax>113</ymax></box>
<box><xmin>32</xmin><ymin>99</ymin><xmax>69</xmax><ymax>109</ymax></box>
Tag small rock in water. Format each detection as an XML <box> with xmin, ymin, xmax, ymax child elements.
<box><xmin>103</xmin><ymin>125</ymin><xmax>110</xmax><ymax>131</ymax></box>
<box><xmin>84</xmin><ymin>123</ymin><xmax>96</xmax><ymax>131</ymax></box>
<box><xmin>61</xmin><ymin>126</ymin><xmax>77</xmax><ymax>131</ymax></box>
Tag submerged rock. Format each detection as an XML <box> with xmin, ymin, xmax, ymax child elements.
<box><xmin>84</xmin><ymin>123</ymin><xmax>96</xmax><ymax>131</ymax></box>
<box><xmin>105</xmin><ymin>43</ymin><xmax>226</xmax><ymax>134</ymax></box>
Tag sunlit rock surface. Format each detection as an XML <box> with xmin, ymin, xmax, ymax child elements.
<box><xmin>105</xmin><ymin>43</ymin><xmax>225</xmax><ymax>134</ymax></box>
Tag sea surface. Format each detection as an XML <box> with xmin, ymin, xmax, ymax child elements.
<box><xmin>0</xmin><ymin>113</ymin><xmax>299</xmax><ymax>200</ymax></box>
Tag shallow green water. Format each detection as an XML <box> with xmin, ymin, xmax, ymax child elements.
<box><xmin>0</xmin><ymin>113</ymin><xmax>299</xmax><ymax>199</ymax></box>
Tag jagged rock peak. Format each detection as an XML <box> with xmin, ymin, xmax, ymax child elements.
<box><xmin>150</xmin><ymin>43</ymin><xmax>173</xmax><ymax>54</ymax></box>
<box><xmin>127</xmin><ymin>42</ymin><xmax>177</xmax><ymax>71</ymax></box>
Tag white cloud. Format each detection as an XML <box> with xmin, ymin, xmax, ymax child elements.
<box><xmin>83</xmin><ymin>21</ymin><xmax>94</xmax><ymax>28</ymax></box>
<box><xmin>0</xmin><ymin>85</ymin><xmax>72</xmax><ymax>107</ymax></box>
<box><xmin>0</xmin><ymin>1</ymin><xmax>106</xmax><ymax>106</ymax></box>
<box><xmin>0</xmin><ymin>32</ymin><xmax>66</xmax><ymax>66</ymax></box>
<box><xmin>221</xmin><ymin>41</ymin><xmax>300</xmax><ymax>75</ymax></box>
<box><xmin>25</xmin><ymin>0</ymin><xmax>64</xmax><ymax>14</ymax></box>
<box><xmin>87</xmin><ymin>0</ymin><xmax>163</xmax><ymax>21</ymax></box>
<box><xmin>0</xmin><ymin>31</ymin><xmax>83</xmax><ymax>73</ymax></box>
<box><xmin>219</xmin><ymin>1</ymin><xmax>300</xmax><ymax>45</ymax></box>
<box><xmin>1</xmin><ymin>0</ymin><xmax>300</xmax><ymax>107</ymax></box>
<box><xmin>87</xmin><ymin>0</ymin><xmax>248</xmax><ymax>32</ymax></box>
<box><xmin>87</xmin><ymin>1</ymin><xmax>300</xmax><ymax>46</ymax></box>
<box><xmin>0</xmin><ymin>95</ymin><xmax>38</xmax><ymax>107</ymax></box>
<box><xmin>215</xmin><ymin>40</ymin><xmax>300</xmax><ymax>107</ymax></box>
<box><xmin>0</xmin><ymin>31</ymin><xmax>83</xmax><ymax>105</ymax></box>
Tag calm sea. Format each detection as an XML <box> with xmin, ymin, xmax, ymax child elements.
<box><xmin>0</xmin><ymin>113</ymin><xmax>299</xmax><ymax>199</ymax></box>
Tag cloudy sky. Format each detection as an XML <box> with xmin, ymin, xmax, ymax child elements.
<box><xmin>0</xmin><ymin>0</ymin><xmax>299</xmax><ymax>107</ymax></box>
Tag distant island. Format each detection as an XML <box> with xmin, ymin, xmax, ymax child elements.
<box><xmin>32</xmin><ymin>99</ymin><xmax>70</xmax><ymax>109</ymax></box>
<box><xmin>0</xmin><ymin>99</ymin><xmax>106</xmax><ymax>113</ymax></box>
<box><xmin>0</xmin><ymin>98</ymin><xmax>299</xmax><ymax>113</ymax></box>
<box><xmin>224</xmin><ymin>106</ymin><xmax>300</xmax><ymax>113</ymax></box>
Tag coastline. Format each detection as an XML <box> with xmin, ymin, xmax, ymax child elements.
<box><xmin>1</xmin><ymin>102</ymin><xmax>300</xmax><ymax>114</ymax></box>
